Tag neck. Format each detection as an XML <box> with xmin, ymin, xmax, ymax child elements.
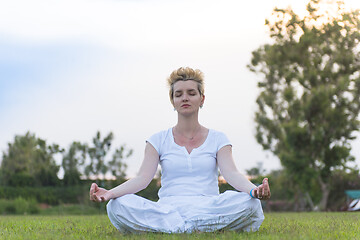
<box><xmin>175</xmin><ymin>112</ymin><xmax>201</xmax><ymax>133</ymax></box>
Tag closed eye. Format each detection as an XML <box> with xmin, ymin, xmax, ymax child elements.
<box><xmin>188</xmin><ymin>90</ymin><xmax>197</xmax><ymax>96</ymax></box>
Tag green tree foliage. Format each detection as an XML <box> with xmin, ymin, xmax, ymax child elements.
<box><xmin>84</xmin><ymin>131</ymin><xmax>114</xmax><ymax>179</ymax></box>
<box><xmin>245</xmin><ymin>162</ymin><xmax>266</xmax><ymax>177</ymax></box>
<box><xmin>248</xmin><ymin>0</ymin><xmax>360</xmax><ymax>210</ymax></box>
<box><xmin>1</xmin><ymin>132</ymin><xmax>62</xmax><ymax>187</ymax></box>
<box><xmin>108</xmin><ymin>145</ymin><xmax>132</xmax><ymax>181</ymax></box>
<box><xmin>84</xmin><ymin>131</ymin><xmax>132</xmax><ymax>181</ymax></box>
<box><xmin>62</xmin><ymin>142</ymin><xmax>86</xmax><ymax>186</ymax></box>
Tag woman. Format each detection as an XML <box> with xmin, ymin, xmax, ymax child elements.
<box><xmin>89</xmin><ymin>67</ymin><xmax>271</xmax><ymax>233</ymax></box>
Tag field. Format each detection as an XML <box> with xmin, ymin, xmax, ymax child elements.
<box><xmin>1</xmin><ymin>212</ymin><xmax>359</xmax><ymax>239</ymax></box>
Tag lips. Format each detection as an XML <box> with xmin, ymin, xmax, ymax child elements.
<box><xmin>181</xmin><ymin>104</ymin><xmax>191</xmax><ymax>107</ymax></box>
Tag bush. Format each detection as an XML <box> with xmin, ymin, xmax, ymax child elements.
<box><xmin>0</xmin><ymin>199</ymin><xmax>14</xmax><ymax>214</ymax></box>
<box><xmin>0</xmin><ymin>197</ymin><xmax>39</xmax><ymax>215</ymax></box>
<box><xmin>13</xmin><ymin>197</ymin><xmax>28</xmax><ymax>214</ymax></box>
<box><xmin>0</xmin><ymin>186</ymin><xmax>90</xmax><ymax>205</ymax></box>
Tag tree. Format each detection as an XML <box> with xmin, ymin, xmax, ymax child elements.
<box><xmin>1</xmin><ymin>132</ymin><xmax>62</xmax><ymax>186</ymax></box>
<box><xmin>62</xmin><ymin>141</ymin><xmax>86</xmax><ymax>185</ymax></box>
<box><xmin>108</xmin><ymin>145</ymin><xmax>132</xmax><ymax>181</ymax></box>
<box><xmin>246</xmin><ymin>162</ymin><xmax>266</xmax><ymax>178</ymax></box>
<box><xmin>248</xmin><ymin>0</ymin><xmax>360</xmax><ymax>210</ymax></box>
<box><xmin>84</xmin><ymin>131</ymin><xmax>113</xmax><ymax>180</ymax></box>
<box><xmin>83</xmin><ymin>131</ymin><xmax>133</xmax><ymax>181</ymax></box>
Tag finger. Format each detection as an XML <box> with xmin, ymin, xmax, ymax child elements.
<box><xmin>265</xmin><ymin>178</ymin><xmax>271</xmax><ymax>198</ymax></box>
<box><xmin>90</xmin><ymin>193</ymin><xmax>96</xmax><ymax>201</ymax></box>
<box><xmin>261</xmin><ymin>179</ymin><xmax>266</xmax><ymax>196</ymax></box>
<box><xmin>94</xmin><ymin>183</ymin><xmax>99</xmax><ymax>192</ymax></box>
<box><xmin>263</xmin><ymin>178</ymin><xmax>267</xmax><ymax>184</ymax></box>
<box><xmin>90</xmin><ymin>183</ymin><xmax>98</xmax><ymax>201</ymax></box>
<box><xmin>255</xmin><ymin>188</ymin><xmax>259</xmax><ymax>198</ymax></box>
<box><xmin>252</xmin><ymin>188</ymin><xmax>257</xmax><ymax>198</ymax></box>
<box><xmin>90</xmin><ymin>183</ymin><xmax>96</xmax><ymax>195</ymax></box>
<box><xmin>263</xmin><ymin>178</ymin><xmax>268</xmax><ymax>196</ymax></box>
<box><xmin>92</xmin><ymin>193</ymin><xmax>99</xmax><ymax>202</ymax></box>
<box><xmin>257</xmin><ymin>185</ymin><xmax>263</xmax><ymax>198</ymax></box>
<box><xmin>94</xmin><ymin>194</ymin><xmax>101</xmax><ymax>202</ymax></box>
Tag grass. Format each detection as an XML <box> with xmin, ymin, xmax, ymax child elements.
<box><xmin>0</xmin><ymin>212</ymin><xmax>359</xmax><ymax>239</ymax></box>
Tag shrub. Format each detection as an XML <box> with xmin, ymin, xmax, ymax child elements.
<box><xmin>13</xmin><ymin>197</ymin><xmax>28</xmax><ymax>214</ymax></box>
<box><xmin>0</xmin><ymin>186</ymin><xmax>90</xmax><ymax>205</ymax></box>
<box><xmin>0</xmin><ymin>197</ymin><xmax>39</xmax><ymax>215</ymax></box>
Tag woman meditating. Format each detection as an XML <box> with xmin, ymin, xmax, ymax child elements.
<box><xmin>89</xmin><ymin>67</ymin><xmax>271</xmax><ymax>233</ymax></box>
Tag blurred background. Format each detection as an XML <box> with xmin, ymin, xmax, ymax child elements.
<box><xmin>1</xmin><ymin>0</ymin><xmax>360</xmax><ymax>214</ymax></box>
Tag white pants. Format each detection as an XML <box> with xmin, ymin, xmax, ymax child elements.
<box><xmin>107</xmin><ymin>190</ymin><xmax>264</xmax><ymax>233</ymax></box>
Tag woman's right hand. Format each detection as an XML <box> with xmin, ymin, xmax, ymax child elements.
<box><xmin>89</xmin><ymin>183</ymin><xmax>112</xmax><ymax>202</ymax></box>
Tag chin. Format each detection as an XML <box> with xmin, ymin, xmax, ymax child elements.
<box><xmin>178</xmin><ymin>110</ymin><xmax>198</xmax><ymax>116</ymax></box>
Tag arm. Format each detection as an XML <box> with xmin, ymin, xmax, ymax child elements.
<box><xmin>90</xmin><ymin>142</ymin><xmax>159</xmax><ymax>202</ymax></box>
<box><xmin>217</xmin><ymin>145</ymin><xmax>271</xmax><ymax>200</ymax></box>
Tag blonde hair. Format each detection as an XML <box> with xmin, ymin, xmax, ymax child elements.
<box><xmin>167</xmin><ymin>67</ymin><xmax>205</xmax><ymax>104</ymax></box>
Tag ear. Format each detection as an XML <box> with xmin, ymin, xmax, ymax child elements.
<box><xmin>200</xmin><ymin>95</ymin><xmax>205</xmax><ymax>107</ymax></box>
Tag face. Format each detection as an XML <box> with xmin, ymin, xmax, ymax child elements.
<box><xmin>172</xmin><ymin>80</ymin><xmax>205</xmax><ymax>114</ymax></box>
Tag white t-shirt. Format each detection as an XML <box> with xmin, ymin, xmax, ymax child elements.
<box><xmin>147</xmin><ymin>128</ymin><xmax>231</xmax><ymax>199</ymax></box>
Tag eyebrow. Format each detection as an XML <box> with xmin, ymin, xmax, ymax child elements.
<box><xmin>175</xmin><ymin>89</ymin><xmax>197</xmax><ymax>93</ymax></box>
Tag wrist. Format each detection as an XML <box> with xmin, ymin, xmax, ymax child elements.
<box><xmin>250</xmin><ymin>188</ymin><xmax>256</xmax><ymax>198</ymax></box>
<box><xmin>107</xmin><ymin>190</ymin><xmax>115</xmax><ymax>200</ymax></box>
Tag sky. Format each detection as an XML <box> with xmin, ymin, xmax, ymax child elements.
<box><xmin>1</xmin><ymin>0</ymin><xmax>360</xmax><ymax>178</ymax></box>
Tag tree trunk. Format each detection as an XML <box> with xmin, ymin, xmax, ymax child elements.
<box><xmin>318</xmin><ymin>176</ymin><xmax>330</xmax><ymax>211</ymax></box>
<box><xmin>305</xmin><ymin>192</ymin><xmax>316</xmax><ymax>211</ymax></box>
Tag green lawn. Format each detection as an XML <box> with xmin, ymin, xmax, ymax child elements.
<box><xmin>0</xmin><ymin>212</ymin><xmax>359</xmax><ymax>239</ymax></box>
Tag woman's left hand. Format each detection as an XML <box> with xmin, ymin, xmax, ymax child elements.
<box><xmin>252</xmin><ymin>178</ymin><xmax>271</xmax><ymax>200</ymax></box>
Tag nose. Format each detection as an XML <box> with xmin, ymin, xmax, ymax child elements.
<box><xmin>181</xmin><ymin>93</ymin><xmax>189</xmax><ymax>102</ymax></box>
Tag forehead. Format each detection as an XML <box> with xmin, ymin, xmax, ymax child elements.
<box><xmin>173</xmin><ymin>80</ymin><xmax>198</xmax><ymax>92</ymax></box>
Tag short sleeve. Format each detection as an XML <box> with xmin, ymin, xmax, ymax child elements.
<box><xmin>216</xmin><ymin>131</ymin><xmax>232</xmax><ymax>152</ymax></box>
<box><xmin>146</xmin><ymin>130</ymin><xmax>165</xmax><ymax>155</ymax></box>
